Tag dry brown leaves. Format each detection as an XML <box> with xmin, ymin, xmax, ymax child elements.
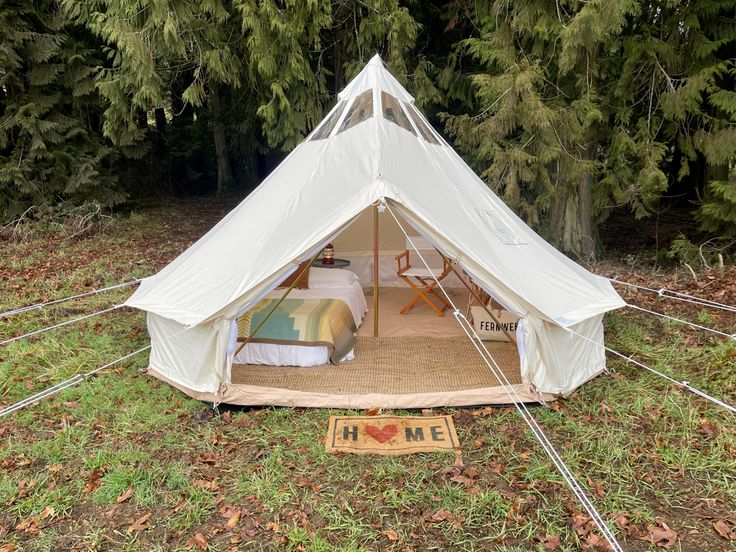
<box><xmin>427</xmin><ymin>508</ymin><xmax>464</xmax><ymax>529</ymax></box>
<box><xmin>534</xmin><ymin>533</ymin><xmax>561</xmax><ymax>550</ymax></box>
<box><xmin>219</xmin><ymin>504</ymin><xmax>242</xmax><ymax>529</ymax></box>
<box><xmin>193</xmin><ymin>479</ymin><xmax>219</xmax><ymax>492</ymax></box>
<box><xmin>383</xmin><ymin>529</ymin><xmax>399</xmax><ymax>541</ymax></box>
<box><xmin>297</xmin><ymin>476</ymin><xmax>322</xmax><ymax>492</ymax></box>
<box><xmin>713</xmin><ymin>516</ymin><xmax>736</xmax><ymax>540</ymax></box>
<box><xmin>1</xmin><ymin>454</ymin><xmax>32</xmax><ymax>470</ymax></box>
<box><xmin>571</xmin><ymin>513</ymin><xmax>615</xmax><ymax>550</ymax></box>
<box><xmin>83</xmin><ymin>469</ymin><xmax>104</xmax><ymax>494</ymax></box>
<box><xmin>187</xmin><ymin>532</ymin><xmax>208</xmax><ymax>550</ymax></box>
<box><xmin>116</xmin><ymin>485</ymin><xmax>135</xmax><ymax>503</ymax></box>
<box><xmin>126</xmin><ymin>511</ymin><xmax>151</xmax><ymax>532</ymax></box>
<box><xmin>641</xmin><ymin>521</ymin><xmax>678</xmax><ymax>548</ymax></box>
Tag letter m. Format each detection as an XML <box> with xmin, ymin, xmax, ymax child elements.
<box><xmin>405</xmin><ymin>427</ymin><xmax>425</xmax><ymax>442</ymax></box>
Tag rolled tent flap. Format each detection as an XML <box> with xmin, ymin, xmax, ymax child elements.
<box><xmin>146</xmin><ymin>313</ymin><xmax>230</xmax><ymax>394</ymax></box>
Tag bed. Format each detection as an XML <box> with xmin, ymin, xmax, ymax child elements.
<box><xmin>230</xmin><ymin>267</ymin><xmax>367</xmax><ymax>366</ymax></box>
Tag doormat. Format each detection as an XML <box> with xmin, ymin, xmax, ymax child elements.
<box><xmin>325</xmin><ymin>415</ymin><xmax>460</xmax><ymax>456</ymax></box>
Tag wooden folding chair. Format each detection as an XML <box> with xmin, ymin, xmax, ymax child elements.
<box><xmin>394</xmin><ymin>239</ymin><xmax>453</xmax><ymax>316</ymax></box>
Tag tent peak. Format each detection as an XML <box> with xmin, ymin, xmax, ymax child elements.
<box><xmin>367</xmin><ymin>53</ymin><xmax>384</xmax><ymax>66</ymax></box>
<box><xmin>338</xmin><ymin>55</ymin><xmax>414</xmax><ymax>104</ymax></box>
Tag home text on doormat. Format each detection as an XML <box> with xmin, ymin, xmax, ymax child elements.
<box><xmin>325</xmin><ymin>415</ymin><xmax>460</xmax><ymax>456</ymax></box>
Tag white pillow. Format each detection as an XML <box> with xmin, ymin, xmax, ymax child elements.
<box><xmin>309</xmin><ymin>267</ymin><xmax>360</xmax><ymax>288</ymax></box>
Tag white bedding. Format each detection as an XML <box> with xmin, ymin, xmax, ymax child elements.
<box><xmin>231</xmin><ymin>269</ymin><xmax>367</xmax><ymax>366</ymax></box>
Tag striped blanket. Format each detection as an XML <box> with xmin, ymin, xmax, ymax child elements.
<box><xmin>237</xmin><ymin>298</ymin><xmax>357</xmax><ymax>364</ymax></box>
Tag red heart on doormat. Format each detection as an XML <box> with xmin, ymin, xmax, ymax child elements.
<box><xmin>364</xmin><ymin>424</ymin><xmax>398</xmax><ymax>444</ymax></box>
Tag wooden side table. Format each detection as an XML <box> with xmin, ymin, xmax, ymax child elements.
<box><xmin>313</xmin><ymin>259</ymin><xmax>351</xmax><ymax>269</ymax></box>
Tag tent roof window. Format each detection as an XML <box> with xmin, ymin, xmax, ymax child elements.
<box><xmin>405</xmin><ymin>103</ymin><xmax>440</xmax><ymax>144</ymax></box>
<box><xmin>310</xmin><ymin>100</ymin><xmax>346</xmax><ymax>140</ymax></box>
<box><xmin>337</xmin><ymin>89</ymin><xmax>374</xmax><ymax>134</ymax></box>
<box><xmin>381</xmin><ymin>91</ymin><xmax>416</xmax><ymax>136</ymax></box>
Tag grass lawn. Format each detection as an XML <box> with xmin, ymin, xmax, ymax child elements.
<box><xmin>1</xmin><ymin>197</ymin><xmax>735</xmax><ymax>551</ymax></box>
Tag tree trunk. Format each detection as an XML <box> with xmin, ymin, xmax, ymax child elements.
<box><xmin>548</xmin><ymin>161</ymin><xmax>597</xmax><ymax>260</ymax></box>
<box><xmin>209</xmin><ymin>82</ymin><xmax>234</xmax><ymax>196</ymax></box>
<box><xmin>154</xmin><ymin>107</ymin><xmax>167</xmax><ymax>134</ymax></box>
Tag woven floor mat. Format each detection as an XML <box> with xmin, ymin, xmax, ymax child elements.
<box><xmin>231</xmin><ymin>336</ymin><xmax>521</xmax><ymax>395</ymax></box>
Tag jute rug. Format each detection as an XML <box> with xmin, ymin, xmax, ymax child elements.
<box><xmin>231</xmin><ymin>336</ymin><xmax>521</xmax><ymax>395</ymax></box>
<box><xmin>325</xmin><ymin>415</ymin><xmax>460</xmax><ymax>455</ymax></box>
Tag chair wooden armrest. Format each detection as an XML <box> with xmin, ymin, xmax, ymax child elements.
<box><xmin>395</xmin><ymin>250</ymin><xmax>410</xmax><ymax>274</ymax></box>
<box><xmin>439</xmin><ymin>257</ymin><xmax>452</xmax><ymax>279</ymax></box>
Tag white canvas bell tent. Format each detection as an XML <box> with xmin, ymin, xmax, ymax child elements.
<box><xmin>124</xmin><ymin>54</ymin><xmax>625</xmax><ymax>408</ymax></box>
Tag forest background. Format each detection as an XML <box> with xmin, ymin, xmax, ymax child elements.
<box><xmin>2</xmin><ymin>0</ymin><xmax>735</xmax><ymax>262</ymax></box>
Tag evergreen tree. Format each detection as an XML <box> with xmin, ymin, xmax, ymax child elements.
<box><xmin>440</xmin><ymin>0</ymin><xmax>736</xmax><ymax>256</ymax></box>
<box><xmin>0</xmin><ymin>0</ymin><xmax>122</xmax><ymax>223</ymax></box>
<box><xmin>441</xmin><ymin>0</ymin><xmax>639</xmax><ymax>259</ymax></box>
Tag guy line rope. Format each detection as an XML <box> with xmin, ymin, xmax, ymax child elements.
<box><xmin>609</xmin><ymin>278</ymin><xmax>736</xmax><ymax>314</ymax></box>
<box><xmin>565</xmin><ymin>327</ymin><xmax>736</xmax><ymax>415</ymax></box>
<box><xmin>384</xmin><ymin>202</ymin><xmax>624</xmax><ymax>552</ymax></box>
<box><xmin>607</xmin><ymin>278</ymin><xmax>736</xmax><ymax>340</ymax></box>
<box><xmin>624</xmin><ymin>303</ymin><xmax>736</xmax><ymax>341</ymax></box>
<box><xmin>0</xmin><ymin>304</ymin><xmax>126</xmax><ymax>347</ymax></box>
<box><xmin>0</xmin><ymin>278</ymin><xmax>141</xmax><ymax>319</ymax></box>
<box><xmin>0</xmin><ymin>347</ymin><xmax>151</xmax><ymax>418</ymax></box>
<box><xmin>0</xmin><ymin>321</ymin><xmax>196</xmax><ymax>418</ymax></box>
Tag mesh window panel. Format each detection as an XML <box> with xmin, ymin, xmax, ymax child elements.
<box><xmin>381</xmin><ymin>91</ymin><xmax>416</xmax><ymax>135</ymax></box>
<box><xmin>337</xmin><ymin>90</ymin><xmax>374</xmax><ymax>134</ymax></box>
<box><xmin>310</xmin><ymin>101</ymin><xmax>346</xmax><ymax>140</ymax></box>
<box><xmin>405</xmin><ymin>103</ymin><xmax>440</xmax><ymax>144</ymax></box>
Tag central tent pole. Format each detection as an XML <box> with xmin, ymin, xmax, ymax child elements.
<box><xmin>373</xmin><ymin>203</ymin><xmax>379</xmax><ymax>337</ymax></box>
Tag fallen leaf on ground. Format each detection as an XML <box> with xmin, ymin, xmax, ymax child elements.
<box><xmin>713</xmin><ymin>518</ymin><xmax>736</xmax><ymax>540</ymax></box>
<box><xmin>641</xmin><ymin>521</ymin><xmax>678</xmax><ymax>548</ymax></box>
<box><xmin>698</xmin><ymin>418</ymin><xmax>719</xmax><ymax>436</ymax></box>
<box><xmin>127</xmin><ymin>512</ymin><xmax>152</xmax><ymax>532</ymax></box>
<box><xmin>297</xmin><ymin>477</ymin><xmax>322</xmax><ymax>491</ymax></box>
<box><xmin>193</xmin><ymin>479</ymin><xmax>219</xmax><ymax>492</ymax></box>
<box><xmin>583</xmin><ymin>533</ymin><xmax>605</xmax><ymax>549</ymax></box>
<box><xmin>225</xmin><ymin>511</ymin><xmax>241</xmax><ymax>529</ymax></box>
<box><xmin>611</xmin><ymin>513</ymin><xmax>631</xmax><ymax>534</ymax></box>
<box><xmin>39</xmin><ymin>506</ymin><xmax>55</xmax><ymax>520</ymax></box>
<box><xmin>429</xmin><ymin>508</ymin><xmax>464</xmax><ymax>529</ymax></box>
<box><xmin>15</xmin><ymin>515</ymin><xmax>39</xmax><ymax>535</ymax></box>
<box><xmin>187</xmin><ymin>532</ymin><xmax>208</xmax><ymax>550</ymax></box>
<box><xmin>365</xmin><ymin>406</ymin><xmax>380</xmax><ymax>416</ymax></box>
<box><xmin>450</xmin><ymin>474</ymin><xmax>476</xmax><ymax>488</ymax></box>
<box><xmin>586</xmin><ymin>477</ymin><xmax>605</xmax><ymax>497</ymax></box>
<box><xmin>541</xmin><ymin>533</ymin><xmax>560</xmax><ymax>549</ymax></box>
<box><xmin>84</xmin><ymin>469</ymin><xmax>103</xmax><ymax>494</ymax></box>
<box><xmin>116</xmin><ymin>486</ymin><xmax>135</xmax><ymax>503</ymax></box>
<box><xmin>383</xmin><ymin>529</ymin><xmax>399</xmax><ymax>541</ymax></box>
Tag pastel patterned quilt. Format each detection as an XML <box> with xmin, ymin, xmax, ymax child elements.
<box><xmin>237</xmin><ymin>298</ymin><xmax>357</xmax><ymax>364</ymax></box>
